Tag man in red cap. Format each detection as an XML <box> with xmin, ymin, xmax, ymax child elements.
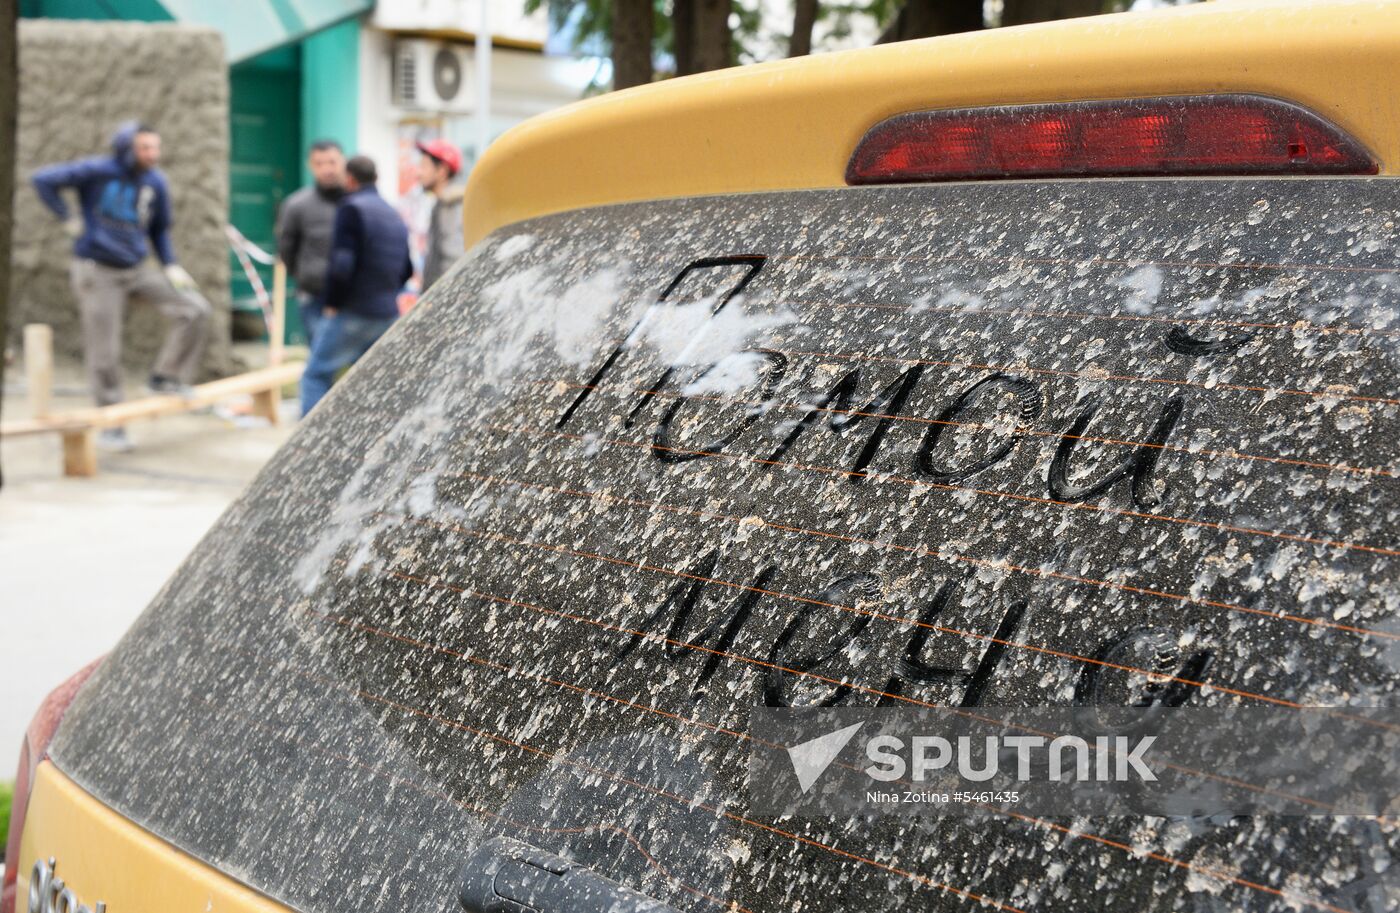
<box><xmin>415</xmin><ymin>138</ymin><xmax>465</xmax><ymax>292</ymax></box>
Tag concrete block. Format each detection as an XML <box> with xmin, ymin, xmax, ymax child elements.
<box><xmin>9</xmin><ymin>20</ymin><xmax>234</xmax><ymax>382</ymax></box>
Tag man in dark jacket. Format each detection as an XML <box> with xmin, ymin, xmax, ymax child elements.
<box><xmin>32</xmin><ymin>121</ymin><xmax>210</xmax><ymax>450</ymax></box>
<box><xmin>300</xmin><ymin>155</ymin><xmax>412</xmax><ymax>415</ymax></box>
<box><xmin>275</xmin><ymin>139</ymin><xmax>344</xmax><ymax>345</ymax></box>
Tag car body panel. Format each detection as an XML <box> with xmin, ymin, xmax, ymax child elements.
<box><xmin>17</xmin><ymin>763</ymin><xmax>289</xmax><ymax>913</ymax></box>
<box><xmin>464</xmin><ymin>0</ymin><xmax>1400</xmax><ymax>247</ymax></box>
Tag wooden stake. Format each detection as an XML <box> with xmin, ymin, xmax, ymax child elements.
<box><xmin>270</xmin><ymin>260</ymin><xmax>287</xmax><ymax>366</ymax></box>
<box><xmin>251</xmin><ymin>387</ymin><xmax>280</xmax><ymax>427</ymax></box>
<box><xmin>23</xmin><ymin>323</ymin><xmax>53</xmax><ymax>418</ymax></box>
<box><xmin>61</xmin><ymin>427</ymin><xmax>96</xmax><ymax>477</ymax></box>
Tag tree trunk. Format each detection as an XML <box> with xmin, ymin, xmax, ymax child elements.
<box><xmin>1001</xmin><ymin>0</ymin><xmax>1106</xmax><ymax>26</ymax></box>
<box><xmin>789</xmin><ymin>0</ymin><xmax>818</xmax><ymax>57</ymax></box>
<box><xmin>0</xmin><ymin>0</ymin><xmax>14</xmax><ymax>490</ymax></box>
<box><xmin>877</xmin><ymin>0</ymin><xmax>983</xmax><ymax>43</ymax></box>
<box><xmin>612</xmin><ymin>0</ymin><xmax>654</xmax><ymax>89</ymax></box>
<box><xmin>690</xmin><ymin>0</ymin><xmax>732</xmax><ymax>73</ymax></box>
<box><xmin>672</xmin><ymin>0</ymin><xmax>695</xmax><ymax>76</ymax></box>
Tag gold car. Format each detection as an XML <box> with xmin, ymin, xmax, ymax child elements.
<box><xmin>7</xmin><ymin>2</ymin><xmax>1399</xmax><ymax>912</ymax></box>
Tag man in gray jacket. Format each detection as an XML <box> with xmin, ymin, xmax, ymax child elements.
<box><xmin>276</xmin><ymin>139</ymin><xmax>345</xmax><ymax>345</ymax></box>
<box><xmin>415</xmin><ymin>138</ymin><xmax>464</xmax><ymax>292</ymax></box>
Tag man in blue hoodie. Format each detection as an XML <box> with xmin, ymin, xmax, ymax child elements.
<box><xmin>32</xmin><ymin>122</ymin><xmax>210</xmax><ymax>451</ymax></box>
<box><xmin>299</xmin><ymin>155</ymin><xmax>412</xmax><ymax>415</ymax></box>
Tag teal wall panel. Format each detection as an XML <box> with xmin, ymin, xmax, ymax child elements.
<box><xmin>300</xmin><ymin>16</ymin><xmax>358</xmax><ymax>183</ymax></box>
<box><xmin>20</xmin><ymin>0</ymin><xmax>171</xmax><ymax>21</ymax></box>
<box><xmin>230</xmin><ymin>48</ymin><xmax>302</xmax><ymax>316</ymax></box>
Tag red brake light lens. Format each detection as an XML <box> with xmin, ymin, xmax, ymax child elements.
<box><xmin>1</xmin><ymin>659</ymin><xmax>102</xmax><ymax>913</ymax></box>
<box><xmin>846</xmin><ymin>94</ymin><xmax>1378</xmax><ymax>184</ymax></box>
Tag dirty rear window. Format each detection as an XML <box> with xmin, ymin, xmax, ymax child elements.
<box><xmin>53</xmin><ymin>179</ymin><xmax>1400</xmax><ymax>913</ymax></box>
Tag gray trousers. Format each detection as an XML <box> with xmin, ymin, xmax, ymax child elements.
<box><xmin>70</xmin><ymin>258</ymin><xmax>211</xmax><ymax>406</ymax></box>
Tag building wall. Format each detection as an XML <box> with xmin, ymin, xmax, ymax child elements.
<box><xmin>229</xmin><ymin>45</ymin><xmax>301</xmax><ymax>314</ymax></box>
<box><xmin>17</xmin><ymin>0</ymin><xmax>169</xmax><ymax>21</ymax></box>
<box><xmin>9</xmin><ymin>19</ymin><xmax>234</xmax><ymax>377</ymax></box>
<box><xmin>355</xmin><ymin>28</ymin><xmax>592</xmax><ymax>206</ymax></box>
<box><xmin>370</xmin><ymin>0</ymin><xmax>551</xmax><ymax>46</ymax></box>
<box><xmin>357</xmin><ymin>23</ymin><xmax>401</xmax><ymax>201</ymax></box>
<box><xmin>301</xmin><ymin>16</ymin><xmax>360</xmax><ymax>182</ymax></box>
<box><xmin>350</xmin><ymin>24</ymin><xmax>591</xmax><ymax>289</ymax></box>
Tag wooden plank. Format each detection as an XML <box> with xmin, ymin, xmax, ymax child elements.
<box><xmin>1</xmin><ymin>362</ymin><xmax>304</xmax><ymax>438</ymax></box>
<box><xmin>2</xmin><ymin>415</ymin><xmax>88</xmax><ymax>435</ymax></box>
<box><xmin>23</xmin><ymin>323</ymin><xmax>54</xmax><ymax>418</ymax></box>
<box><xmin>61</xmin><ymin>428</ymin><xmax>96</xmax><ymax>477</ymax></box>
<box><xmin>92</xmin><ymin>362</ymin><xmax>304</xmax><ymax>427</ymax></box>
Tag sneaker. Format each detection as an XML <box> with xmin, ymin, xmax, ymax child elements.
<box><xmin>147</xmin><ymin>375</ymin><xmax>197</xmax><ymax>398</ymax></box>
<box><xmin>96</xmin><ymin>428</ymin><xmax>135</xmax><ymax>453</ymax></box>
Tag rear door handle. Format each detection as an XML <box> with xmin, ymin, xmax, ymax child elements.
<box><xmin>458</xmin><ymin>837</ymin><xmax>683</xmax><ymax>913</ymax></box>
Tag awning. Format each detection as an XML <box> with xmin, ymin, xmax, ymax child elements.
<box><xmin>157</xmin><ymin>0</ymin><xmax>373</xmax><ymax>63</ymax></box>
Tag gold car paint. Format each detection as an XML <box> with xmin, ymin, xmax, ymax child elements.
<box><xmin>464</xmin><ymin>0</ymin><xmax>1400</xmax><ymax>247</ymax></box>
<box><xmin>16</xmin><ymin>763</ymin><xmax>288</xmax><ymax>913</ymax></box>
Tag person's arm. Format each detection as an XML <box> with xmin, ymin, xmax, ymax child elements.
<box><xmin>147</xmin><ymin>179</ymin><xmax>177</xmax><ymax>266</ymax></box>
<box><xmin>148</xmin><ymin>181</ymin><xmax>197</xmax><ymax>289</ymax></box>
<box><xmin>323</xmin><ymin>204</ymin><xmax>360</xmax><ymax>312</ymax></box>
<box><xmin>30</xmin><ymin>158</ymin><xmax>103</xmax><ymax>221</ymax></box>
<box><xmin>401</xmin><ymin>235</ymin><xmax>414</xmax><ymax>287</ymax></box>
<box><xmin>275</xmin><ymin>195</ymin><xmax>300</xmax><ymax>272</ymax></box>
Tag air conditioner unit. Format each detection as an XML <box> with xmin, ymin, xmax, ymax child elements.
<box><xmin>392</xmin><ymin>40</ymin><xmax>473</xmax><ymax>113</ymax></box>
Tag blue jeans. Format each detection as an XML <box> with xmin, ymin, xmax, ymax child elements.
<box><xmin>300</xmin><ymin>311</ymin><xmax>397</xmax><ymax>416</ymax></box>
<box><xmin>297</xmin><ymin>292</ymin><xmax>325</xmax><ymax>347</ymax></box>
